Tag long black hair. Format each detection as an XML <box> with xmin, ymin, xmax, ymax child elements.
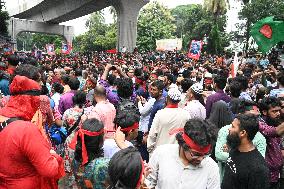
<box><xmin>108</xmin><ymin>147</ymin><xmax>143</xmax><ymax>189</ymax></box>
<box><xmin>74</xmin><ymin>118</ymin><xmax>104</xmax><ymax>163</ymax></box>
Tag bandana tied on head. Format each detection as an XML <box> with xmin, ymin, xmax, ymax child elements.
<box><xmin>169</xmin><ymin>128</ymin><xmax>211</xmax><ymax>155</ymax></box>
<box><xmin>69</xmin><ymin>128</ymin><xmax>104</xmax><ymax>165</ymax></box>
<box><xmin>119</xmin><ymin>122</ymin><xmax>139</xmax><ymax>132</ymax></box>
<box><xmin>0</xmin><ymin>75</ymin><xmax>41</xmax><ymax>121</ymax></box>
<box><xmin>182</xmin><ymin>132</ymin><xmax>211</xmax><ymax>155</ymax></box>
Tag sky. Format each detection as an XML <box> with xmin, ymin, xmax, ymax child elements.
<box><xmin>4</xmin><ymin>0</ymin><xmax>240</xmax><ymax>36</ymax></box>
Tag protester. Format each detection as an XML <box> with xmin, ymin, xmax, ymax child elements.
<box><xmin>258</xmin><ymin>97</ymin><xmax>284</xmax><ymax>188</ymax></box>
<box><xmin>0</xmin><ymin>75</ymin><xmax>64</xmax><ymax>189</ymax></box>
<box><xmin>145</xmin><ymin>118</ymin><xmax>220</xmax><ymax>189</ymax></box>
<box><xmin>215</xmin><ymin>100</ymin><xmax>266</xmax><ymax>180</ymax></box>
<box><xmin>104</xmin><ymin>110</ymin><xmax>139</xmax><ymax>158</ymax></box>
<box><xmin>58</xmin><ymin>77</ymin><xmax>80</xmax><ymax>114</ymax></box>
<box><xmin>84</xmin><ymin>85</ymin><xmax>116</xmax><ymax>138</ymax></box>
<box><xmin>6</xmin><ymin>54</ymin><xmax>19</xmax><ymax>75</ymax></box>
<box><xmin>70</xmin><ymin>118</ymin><xmax>109</xmax><ymax>189</ymax></box>
<box><xmin>205</xmin><ymin>75</ymin><xmax>231</xmax><ymax>118</ymax></box>
<box><xmin>222</xmin><ymin>114</ymin><xmax>270</xmax><ymax>189</ymax></box>
<box><xmin>184</xmin><ymin>83</ymin><xmax>206</xmax><ymax>119</ymax></box>
<box><xmin>147</xmin><ymin>87</ymin><xmax>190</xmax><ymax>155</ymax></box>
<box><xmin>51</xmin><ymin>82</ymin><xmax>64</xmax><ymax>107</ymax></box>
<box><xmin>208</xmin><ymin>100</ymin><xmax>233</xmax><ymax>129</ymax></box>
<box><xmin>108</xmin><ymin>147</ymin><xmax>147</xmax><ymax>189</ymax></box>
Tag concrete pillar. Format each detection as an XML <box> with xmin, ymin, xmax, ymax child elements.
<box><xmin>8</xmin><ymin>17</ymin><xmax>74</xmax><ymax>51</ymax></box>
<box><xmin>113</xmin><ymin>0</ymin><xmax>149</xmax><ymax>52</ymax></box>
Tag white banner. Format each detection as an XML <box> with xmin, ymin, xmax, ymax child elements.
<box><xmin>156</xmin><ymin>38</ymin><xmax>182</xmax><ymax>51</ymax></box>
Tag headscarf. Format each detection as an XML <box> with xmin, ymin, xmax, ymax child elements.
<box><xmin>0</xmin><ymin>75</ymin><xmax>41</xmax><ymax>121</ymax></box>
<box><xmin>208</xmin><ymin>100</ymin><xmax>233</xmax><ymax>129</ymax></box>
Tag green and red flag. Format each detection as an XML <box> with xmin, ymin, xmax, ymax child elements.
<box><xmin>250</xmin><ymin>16</ymin><xmax>284</xmax><ymax>53</ymax></box>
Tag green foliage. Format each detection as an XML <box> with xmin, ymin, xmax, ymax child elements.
<box><xmin>137</xmin><ymin>1</ymin><xmax>176</xmax><ymax>51</ymax></box>
<box><xmin>0</xmin><ymin>10</ymin><xmax>9</xmax><ymax>36</ymax></box>
<box><xmin>171</xmin><ymin>4</ymin><xmax>229</xmax><ymax>54</ymax></box>
<box><xmin>238</xmin><ymin>0</ymin><xmax>284</xmax><ymax>52</ymax></box>
<box><xmin>17</xmin><ymin>32</ymin><xmax>64</xmax><ymax>51</ymax></box>
<box><xmin>204</xmin><ymin>0</ymin><xmax>229</xmax><ymax>17</ymax></box>
<box><xmin>73</xmin><ymin>10</ymin><xmax>117</xmax><ymax>52</ymax></box>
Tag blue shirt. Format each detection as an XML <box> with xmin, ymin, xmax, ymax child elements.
<box><xmin>0</xmin><ymin>79</ymin><xmax>10</xmax><ymax>96</ymax></box>
<box><xmin>148</xmin><ymin>97</ymin><xmax>165</xmax><ymax>131</ymax></box>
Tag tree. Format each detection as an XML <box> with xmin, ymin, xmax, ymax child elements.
<box><xmin>73</xmin><ymin>10</ymin><xmax>117</xmax><ymax>52</ymax></box>
<box><xmin>172</xmin><ymin>4</ymin><xmax>229</xmax><ymax>54</ymax></box>
<box><xmin>137</xmin><ymin>1</ymin><xmax>176</xmax><ymax>51</ymax></box>
<box><xmin>238</xmin><ymin>0</ymin><xmax>284</xmax><ymax>52</ymax></box>
<box><xmin>0</xmin><ymin>9</ymin><xmax>9</xmax><ymax>36</ymax></box>
<box><xmin>17</xmin><ymin>32</ymin><xmax>64</xmax><ymax>51</ymax></box>
<box><xmin>204</xmin><ymin>0</ymin><xmax>228</xmax><ymax>21</ymax></box>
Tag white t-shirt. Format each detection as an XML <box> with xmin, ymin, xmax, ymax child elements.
<box><xmin>103</xmin><ymin>139</ymin><xmax>133</xmax><ymax>158</ymax></box>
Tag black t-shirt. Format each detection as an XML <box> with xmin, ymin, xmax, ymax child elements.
<box><xmin>222</xmin><ymin>148</ymin><xmax>270</xmax><ymax>189</ymax></box>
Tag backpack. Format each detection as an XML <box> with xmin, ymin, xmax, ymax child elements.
<box><xmin>46</xmin><ymin>124</ymin><xmax>68</xmax><ymax>145</ymax></box>
<box><xmin>47</xmin><ymin>110</ymin><xmax>84</xmax><ymax>145</ymax></box>
<box><xmin>115</xmin><ymin>98</ymin><xmax>140</xmax><ymax>125</ymax></box>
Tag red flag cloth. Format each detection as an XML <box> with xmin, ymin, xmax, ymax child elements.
<box><xmin>106</xmin><ymin>49</ymin><xmax>117</xmax><ymax>54</ymax></box>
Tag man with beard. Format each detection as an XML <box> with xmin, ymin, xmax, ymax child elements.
<box><xmin>259</xmin><ymin>97</ymin><xmax>284</xmax><ymax>189</ymax></box>
<box><xmin>222</xmin><ymin>114</ymin><xmax>270</xmax><ymax>189</ymax></box>
<box><xmin>215</xmin><ymin>100</ymin><xmax>266</xmax><ymax>180</ymax></box>
<box><xmin>145</xmin><ymin>118</ymin><xmax>220</xmax><ymax>189</ymax></box>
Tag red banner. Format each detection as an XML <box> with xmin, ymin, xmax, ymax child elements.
<box><xmin>187</xmin><ymin>40</ymin><xmax>203</xmax><ymax>60</ymax></box>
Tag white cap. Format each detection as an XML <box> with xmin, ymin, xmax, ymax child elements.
<box><xmin>204</xmin><ymin>72</ymin><xmax>212</xmax><ymax>78</ymax></box>
<box><xmin>190</xmin><ymin>83</ymin><xmax>203</xmax><ymax>94</ymax></box>
<box><xmin>168</xmin><ymin>88</ymin><xmax>182</xmax><ymax>101</ymax></box>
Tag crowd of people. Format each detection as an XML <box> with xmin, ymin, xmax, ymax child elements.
<box><xmin>0</xmin><ymin>49</ymin><xmax>283</xmax><ymax>189</ymax></box>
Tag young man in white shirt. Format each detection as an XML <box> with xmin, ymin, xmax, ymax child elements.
<box><xmin>103</xmin><ymin>110</ymin><xmax>140</xmax><ymax>158</ymax></box>
<box><xmin>146</xmin><ymin>118</ymin><xmax>220</xmax><ymax>189</ymax></box>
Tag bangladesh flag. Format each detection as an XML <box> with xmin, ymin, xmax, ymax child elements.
<box><xmin>250</xmin><ymin>16</ymin><xmax>284</xmax><ymax>53</ymax></box>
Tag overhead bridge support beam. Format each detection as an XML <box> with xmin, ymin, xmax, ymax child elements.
<box><xmin>113</xmin><ymin>0</ymin><xmax>149</xmax><ymax>52</ymax></box>
<box><xmin>8</xmin><ymin>17</ymin><xmax>74</xmax><ymax>50</ymax></box>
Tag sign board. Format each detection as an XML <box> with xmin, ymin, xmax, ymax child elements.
<box><xmin>156</xmin><ymin>38</ymin><xmax>182</xmax><ymax>51</ymax></box>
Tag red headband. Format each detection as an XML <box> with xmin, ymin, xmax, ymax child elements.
<box><xmin>204</xmin><ymin>78</ymin><xmax>213</xmax><ymax>84</ymax></box>
<box><xmin>166</xmin><ymin>104</ymin><xmax>179</xmax><ymax>108</ymax></box>
<box><xmin>120</xmin><ymin>122</ymin><xmax>139</xmax><ymax>132</ymax></box>
<box><xmin>136</xmin><ymin>159</ymin><xmax>145</xmax><ymax>188</ymax></box>
<box><xmin>169</xmin><ymin>128</ymin><xmax>211</xmax><ymax>154</ymax></box>
<box><xmin>69</xmin><ymin>128</ymin><xmax>104</xmax><ymax>165</ymax></box>
<box><xmin>182</xmin><ymin>133</ymin><xmax>211</xmax><ymax>154</ymax></box>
